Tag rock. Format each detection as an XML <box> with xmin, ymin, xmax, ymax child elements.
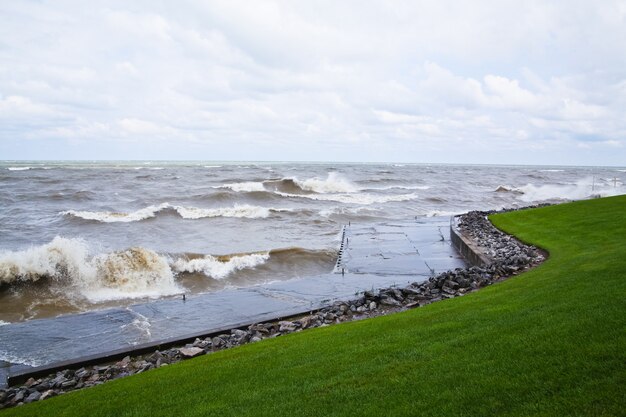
<box><xmin>230</xmin><ymin>329</ymin><xmax>250</xmax><ymax>343</ymax></box>
<box><xmin>278</xmin><ymin>321</ymin><xmax>297</xmax><ymax>333</ymax></box>
<box><xmin>250</xmin><ymin>336</ymin><xmax>262</xmax><ymax>343</ymax></box>
<box><xmin>356</xmin><ymin>306</ymin><xmax>367</xmax><ymax>313</ymax></box>
<box><xmin>148</xmin><ymin>351</ymin><xmax>164</xmax><ymax>363</ymax></box>
<box><xmin>364</xmin><ymin>290</ymin><xmax>379</xmax><ymax>300</ymax></box>
<box><xmin>192</xmin><ymin>338</ymin><xmax>210</xmax><ymax>348</ymax></box>
<box><xmin>180</xmin><ymin>347</ymin><xmax>204</xmax><ymax>359</ymax></box>
<box><xmin>212</xmin><ymin>336</ymin><xmax>225</xmax><ymax>348</ymax></box>
<box><xmin>441</xmin><ymin>286</ymin><xmax>456</xmax><ymax>295</ymax></box>
<box><xmin>24</xmin><ymin>378</ymin><xmax>37</xmax><ymax>388</ymax></box>
<box><xmin>0</xmin><ymin>391</ymin><xmax>7</xmax><ymax>402</ymax></box>
<box><xmin>405</xmin><ymin>302</ymin><xmax>420</xmax><ymax>309</ymax></box>
<box><xmin>12</xmin><ymin>390</ymin><xmax>25</xmax><ymax>403</ymax></box>
<box><xmin>231</xmin><ymin>329</ymin><xmax>248</xmax><ymax>338</ymax></box>
<box><xmin>40</xmin><ymin>390</ymin><xmax>56</xmax><ymax>401</ymax></box>
<box><xmin>116</xmin><ymin>356</ymin><xmax>131</xmax><ymax>368</ymax></box>
<box><xmin>368</xmin><ymin>301</ymin><xmax>377</xmax><ymax>310</ymax></box>
<box><xmin>298</xmin><ymin>316</ymin><xmax>313</xmax><ymax>329</ymax></box>
<box><xmin>379</xmin><ymin>296</ymin><xmax>402</xmax><ymax>307</ymax></box>
<box><xmin>61</xmin><ymin>379</ymin><xmax>77</xmax><ymax>389</ymax></box>
<box><xmin>75</xmin><ymin>368</ymin><xmax>89</xmax><ymax>379</ymax></box>
<box><xmin>24</xmin><ymin>391</ymin><xmax>41</xmax><ymax>404</ymax></box>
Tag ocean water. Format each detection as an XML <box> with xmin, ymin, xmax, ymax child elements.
<box><xmin>1</xmin><ymin>161</ymin><xmax>624</xmax><ymax>324</ymax></box>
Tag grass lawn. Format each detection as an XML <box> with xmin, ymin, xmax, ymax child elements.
<box><xmin>4</xmin><ymin>195</ymin><xmax>625</xmax><ymax>416</ymax></box>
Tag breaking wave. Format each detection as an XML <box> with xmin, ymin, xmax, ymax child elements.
<box><xmin>0</xmin><ymin>237</ymin><xmax>181</xmax><ymax>302</ymax></box>
<box><xmin>495</xmin><ymin>178</ymin><xmax>624</xmax><ymax>202</ymax></box>
<box><xmin>0</xmin><ymin>239</ymin><xmax>333</xmax><ymax>303</ymax></box>
<box><xmin>172</xmin><ymin>253</ymin><xmax>270</xmax><ymax>280</ymax></box>
<box><xmin>7</xmin><ymin>167</ymin><xmax>31</xmax><ymax>171</ymax></box>
<box><xmin>218</xmin><ymin>173</ymin><xmax>357</xmax><ymax>195</ymax></box>
<box><xmin>275</xmin><ymin>191</ymin><xmax>419</xmax><ymax>205</ymax></box>
<box><xmin>62</xmin><ymin>203</ymin><xmax>170</xmax><ymax>223</ymax></box>
<box><xmin>175</xmin><ymin>205</ymin><xmax>291</xmax><ymax>219</ymax></box>
<box><xmin>62</xmin><ymin>203</ymin><xmax>292</xmax><ymax>222</ymax></box>
<box><xmin>213</xmin><ymin>174</ymin><xmax>424</xmax><ymax>205</ymax></box>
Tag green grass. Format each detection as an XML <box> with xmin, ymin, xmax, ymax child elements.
<box><xmin>5</xmin><ymin>196</ymin><xmax>626</xmax><ymax>417</ymax></box>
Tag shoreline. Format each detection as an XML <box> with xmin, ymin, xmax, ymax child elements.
<box><xmin>0</xmin><ymin>208</ymin><xmax>546</xmax><ymax>409</ymax></box>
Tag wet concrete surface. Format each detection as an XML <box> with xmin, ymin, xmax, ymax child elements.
<box><xmin>0</xmin><ymin>217</ymin><xmax>465</xmax><ymax>387</ymax></box>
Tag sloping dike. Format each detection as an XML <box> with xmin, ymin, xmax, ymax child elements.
<box><xmin>1</xmin><ymin>217</ymin><xmax>466</xmax><ymax>387</ymax></box>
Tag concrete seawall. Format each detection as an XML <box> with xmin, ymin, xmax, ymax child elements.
<box><xmin>449</xmin><ymin>217</ymin><xmax>492</xmax><ymax>266</ymax></box>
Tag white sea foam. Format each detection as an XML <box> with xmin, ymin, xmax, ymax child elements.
<box><xmin>174</xmin><ymin>204</ymin><xmax>290</xmax><ymax>219</ymax></box>
<box><xmin>295</xmin><ymin>172</ymin><xmax>358</xmax><ymax>193</ymax></box>
<box><xmin>276</xmin><ymin>191</ymin><xmax>418</xmax><ymax>205</ymax></box>
<box><xmin>0</xmin><ymin>238</ymin><xmax>182</xmax><ymax>302</ymax></box>
<box><xmin>120</xmin><ymin>309</ymin><xmax>152</xmax><ymax>339</ymax></box>
<box><xmin>0</xmin><ymin>236</ymin><xmax>94</xmax><ymax>285</ymax></box>
<box><xmin>62</xmin><ymin>203</ymin><xmax>170</xmax><ymax>223</ymax></box>
<box><xmin>425</xmin><ymin>210</ymin><xmax>461</xmax><ymax>217</ymax></box>
<box><xmin>171</xmin><ymin>253</ymin><xmax>270</xmax><ymax>280</ymax></box>
<box><xmin>539</xmin><ymin>169</ymin><xmax>565</xmax><ymax>172</ymax></box>
<box><xmin>62</xmin><ymin>203</ymin><xmax>290</xmax><ymax>222</ymax></box>
<box><xmin>216</xmin><ymin>182</ymin><xmax>266</xmax><ymax>192</ymax></box>
<box><xmin>319</xmin><ymin>206</ymin><xmax>379</xmax><ymax>218</ymax></box>
<box><xmin>366</xmin><ymin>185</ymin><xmax>430</xmax><ymax>191</ymax></box>
<box><xmin>7</xmin><ymin>167</ymin><xmax>31</xmax><ymax>171</ymax></box>
<box><xmin>0</xmin><ymin>351</ymin><xmax>45</xmax><ymax>367</ymax></box>
<box><xmin>0</xmin><ymin>320</ymin><xmax>9</xmax><ymax>326</ymax></box>
<box><xmin>518</xmin><ymin>178</ymin><xmax>624</xmax><ymax>202</ymax></box>
<box><xmin>494</xmin><ymin>185</ymin><xmax>524</xmax><ymax>194</ymax></box>
<box><xmin>204</xmin><ymin>165</ymin><xmax>222</xmax><ymax>168</ymax></box>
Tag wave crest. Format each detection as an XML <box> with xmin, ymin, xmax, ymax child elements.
<box><xmin>171</xmin><ymin>253</ymin><xmax>270</xmax><ymax>280</ymax></box>
<box><xmin>62</xmin><ymin>203</ymin><xmax>169</xmax><ymax>223</ymax></box>
<box><xmin>62</xmin><ymin>203</ymin><xmax>291</xmax><ymax>222</ymax></box>
<box><xmin>0</xmin><ymin>238</ymin><xmax>181</xmax><ymax>301</ymax></box>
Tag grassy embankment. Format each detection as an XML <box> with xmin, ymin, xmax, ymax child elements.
<box><xmin>5</xmin><ymin>195</ymin><xmax>625</xmax><ymax>416</ymax></box>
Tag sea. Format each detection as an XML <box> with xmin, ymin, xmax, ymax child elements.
<box><xmin>1</xmin><ymin>161</ymin><xmax>624</xmax><ymax>326</ymax></box>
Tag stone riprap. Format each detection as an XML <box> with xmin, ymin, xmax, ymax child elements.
<box><xmin>0</xmin><ymin>209</ymin><xmax>545</xmax><ymax>410</ymax></box>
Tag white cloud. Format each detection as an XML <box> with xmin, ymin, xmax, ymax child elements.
<box><xmin>0</xmin><ymin>1</ymin><xmax>625</xmax><ymax>164</ymax></box>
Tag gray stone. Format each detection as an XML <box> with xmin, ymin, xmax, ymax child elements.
<box><xmin>24</xmin><ymin>391</ymin><xmax>41</xmax><ymax>404</ymax></box>
<box><xmin>13</xmin><ymin>390</ymin><xmax>25</xmax><ymax>403</ymax></box>
<box><xmin>180</xmin><ymin>347</ymin><xmax>204</xmax><ymax>358</ymax></box>
<box><xmin>369</xmin><ymin>301</ymin><xmax>377</xmax><ymax>310</ymax></box>
<box><xmin>61</xmin><ymin>379</ymin><xmax>77</xmax><ymax>389</ymax></box>
<box><xmin>441</xmin><ymin>286</ymin><xmax>456</xmax><ymax>295</ymax></box>
<box><xmin>278</xmin><ymin>321</ymin><xmax>297</xmax><ymax>333</ymax></box>
<box><xmin>212</xmin><ymin>336</ymin><xmax>225</xmax><ymax>347</ymax></box>
<box><xmin>231</xmin><ymin>329</ymin><xmax>248</xmax><ymax>338</ymax></box>
<box><xmin>379</xmin><ymin>296</ymin><xmax>402</xmax><ymax>307</ymax></box>
<box><xmin>116</xmin><ymin>356</ymin><xmax>131</xmax><ymax>368</ymax></box>
<box><xmin>298</xmin><ymin>316</ymin><xmax>313</xmax><ymax>329</ymax></box>
<box><xmin>40</xmin><ymin>390</ymin><xmax>56</xmax><ymax>401</ymax></box>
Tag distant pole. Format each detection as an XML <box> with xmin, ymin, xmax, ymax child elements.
<box><xmin>592</xmin><ymin>175</ymin><xmax>595</xmax><ymax>192</ymax></box>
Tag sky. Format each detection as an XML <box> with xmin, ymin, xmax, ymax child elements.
<box><xmin>1</xmin><ymin>1</ymin><xmax>625</xmax><ymax>165</ymax></box>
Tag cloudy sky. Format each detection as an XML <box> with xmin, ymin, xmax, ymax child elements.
<box><xmin>1</xmin><ymin>1</ymin><xmax>625</xmax><ymax>165</ymax></box>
